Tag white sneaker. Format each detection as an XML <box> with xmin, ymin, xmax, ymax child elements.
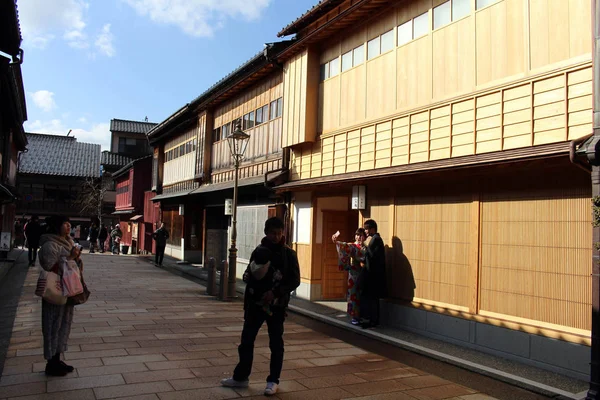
<box><xmin>220</xmin><ymin>377</ymin><xmax>249</xmax><ymax>388</ymax></box>
<box><xmin>264</xmin><ymin>382</ymin><xmax>278</xmax><ymax>396</ymax></box>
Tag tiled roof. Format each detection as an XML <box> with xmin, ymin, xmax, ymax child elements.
<box><xmin>278</xmin><ymin>0</ymin><xmax>343</xmax><ymax>37</ymax></box>
<box><xmin>112</xmin><ymin>154</ymin><xmax>152</xmax><ymax>179</ymax></box>
<box><xmin>110</xmin><ymin>119</ymin><xmax>157</xmax><ymax>134</ymax></box>
<box><xmin>20</xmin><ymin>133</ymin><xmax>101</xmax><ymax>178</ymax></box>
<box><xmin>101</xmin><ymin>151</ymin><xmax>133</xmax><ymax>167</ymax></box>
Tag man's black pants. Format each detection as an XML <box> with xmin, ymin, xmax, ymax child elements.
<box><xmin>361</xmin><ymin>294</ymin><xmax>380</xmax><ymax>326</ymax></box>
<box><xmin>28</xmin><ymin>247</ymin><xmax>38</xmax><ymax>264</ymax></box>
<box><xmin>233</xmin><ymin>305</ymin><xmax>285</xmax><ymax>384</ymax></box>
<box><xmin>155</xmin><ymin>245</ymin><xmax>166</xmax><ymax>265</ymax></box>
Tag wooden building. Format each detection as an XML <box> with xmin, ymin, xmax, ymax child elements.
<box><xmin>271</xmin><ymin>0</ymin><xmax>594</xmax><ymax>380</ymax></box>
<box><xmin>112</xmin><ymin>155</ymin><xmax>152</xmax><ymax>254</ymax></box>
<box><xmin>148</xmin><ymin>43</ymin><xmax>292</xmax><ymax>267</ymax></box>
<box><xmin>109</xmin><ymin>118</ymin><xmax>156</xmax><ymax>159</ymax></box>
<box><xmin>0</xmin><ymin>0</ymin><xmax>27</xmax><ymax>254</ymax></box>
<box><xmin>17</xmin><ymin>133</ymin><xmax>101</xmax><ymax>228</ymax></box>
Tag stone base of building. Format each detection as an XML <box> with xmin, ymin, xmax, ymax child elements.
<box><xmin>381</xmin><ymin>301</ymin><xmax>590</xmax><ymax>381</ymax></box>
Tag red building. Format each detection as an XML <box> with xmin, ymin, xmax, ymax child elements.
<box><xmin>112</xmin><ymin>155</ymin><xmax>152</xmax><ymax>254</ymax></box>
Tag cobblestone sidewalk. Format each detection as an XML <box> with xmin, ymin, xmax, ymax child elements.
<box><xmin>0</xmin><ymin>254</ymin><xmax>495</xmax><ymax>400</ymax></box>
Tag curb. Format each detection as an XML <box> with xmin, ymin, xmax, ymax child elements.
<box><xmin>286</xmin><ymin>304</ymin><xmax>583</xmax><ymax>400</ymax></box>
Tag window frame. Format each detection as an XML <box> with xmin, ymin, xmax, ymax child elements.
<box><xmin>476</xmin><ymin>0</ymin><xmax>498</xmax><ymax>9</ymax></box>
<box><xmin>341</xmin><ymin>50</ymin><xmax>353</xmax><ymax>72</ymax></box>
<box><xmin>329</xmin><ymin>56</ymin><xmax>340</xmax><ymax>77</ymax></box>
<box><xmin>380</xmin><ymin>29</ymin><xmax>395</xmax><ymax>53</ymax></box>
<box><xmin>269</xmin><ymin>100</ymin><xmax>277</xmax><ymax>120</ymax></box>
<box><xmin>276</xmin><ymin>98</ymin><xmax>283</xmax><ymax>118</ymax></box>
<box><xmin>367</xmin><ymin>36</ymin><xmax>381</xmax><ymax>60</ymax></box>
<box><xmin>353</xmin><ymin>44</ymin><xmax>365</xmax><ymax>66</ymax></box>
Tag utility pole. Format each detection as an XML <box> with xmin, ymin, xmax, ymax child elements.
<box><xmin>587</xmin><ymin>2</ymin><xmax>600</xmax><ymax>399</ymax></box>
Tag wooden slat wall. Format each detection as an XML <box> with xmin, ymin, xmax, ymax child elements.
<box><xmin>480</xmin><ymin>187</ymin><xmax>592</xmax><ymax>331</ymax></box>
<box><xmin>394</xmin><ymin>194</ymin><xmax>472</xmax><ymax>309</ymax></box>
<box><xmin>211</xmin><ymin>73</ymin><xmax>283</xmax><ymax>171</ymax></box>
<box><xmin>289</xmin><ymin>65</ymin><xmax>593</xmax><ymax>180</ymax></box>
<box><xmin>282</xmin><ymin>48</ymin><xmax>319</xmax><ymax>147</ymax></box>
<box><xmin>314</xmin><ymin>0</ymin><xmax>591</xmax><ymax>136</ymax></box>
<box><xmin>211</xmin><ymin>158</ymin><xmax>282</xmax><ymax>184</ymax></box>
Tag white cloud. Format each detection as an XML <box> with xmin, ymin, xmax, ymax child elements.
<box><xmin>30</xmin><ymin>90</ymin><xmax>57</xmax><ymax>112</ymax></box>
<box><xmin>95</xmin><ymin>24</ymin><xmax>116</xmax><ymax>57</ymax></box>
<box><xmin>24</xmin><ymin>120</ymin><xmax>112</xmax><ymax>151</ymax></box>
<box><xmin>78</xmin><ymin>117</ymin><xmax>88</xmax><ymax>123</ymax></box>
<box><xmin>123</xmin><ymin>0</ymin><xmax>272</xmax><ymax>37</ymax></box>
<box><xmin>72</xmin><ymin>123</ymin><xmax>111</xmax><ymax>150</ymax></box>
<box><xmin>64</xmin><ymin>30</ymin><xmax>89</xmax><ymax>49</ymax></box>
<box><xmin>19</xmin><ymin>0</ymin><xmax>89</xmax><ymax>49</ymax></box>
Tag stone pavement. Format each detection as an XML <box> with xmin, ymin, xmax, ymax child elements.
<box><xmin>0</xmin><ymin>253</ymin><xmax>499</xmax><ymax>400</ymax></box>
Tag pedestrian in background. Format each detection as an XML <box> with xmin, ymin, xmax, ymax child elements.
<box><xmin>88</xmin><ymin>223</ymin><xmax>99</xmax><ymax>253</ymax></box>
<box><xmin>38</xmin><ymin>215</ymin><xmax>80</xmax><ymax>376</ymax></box>
<box><xmin>98</xmin><ymin>224</ymin><xmax>108</xmax><ymax>253</ymax></box>
<box><xmin>152</xmin><ymin>222</ymin><xmax>169</xmax><ymax>266</ymax></box>
<box><xmin>25</xmin><ymin>215</ymin><xmax>42</xmax><ymax>266</ymax></box>
<box><xmin>221</xmin><ymin>217</ymin><xmax>300</xmax><ymax>396</ymax></box>
<box><xmin>110</xmin><ymin>224</ymin><xmax>122</xmax><ymax>254</ymax></box>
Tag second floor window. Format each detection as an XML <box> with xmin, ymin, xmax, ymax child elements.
<box><xmin>118</xmin><ymin>137</ymin><xmax>148</xmax><ymax>157</ymax></box>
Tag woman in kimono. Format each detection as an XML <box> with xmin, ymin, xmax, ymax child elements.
<box><xmin>39</xmin><ymin>216</ymin><xmax>81</xmax><ymax>376</ymax></box>
<box><xmin>332</xmin><ymin>228</ymin><xmax>367</xmax><ymax>325</ymax></box>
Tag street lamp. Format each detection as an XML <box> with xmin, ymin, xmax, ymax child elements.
<box><xmin>226</xmin><ymin>120</ymin><xmax>250</xmax><ymax>299</ymax></box>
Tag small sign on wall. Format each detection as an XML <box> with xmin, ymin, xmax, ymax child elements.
<box><xmin>0</xmin><ymin>232</ymin><xmax>11</xmax><ymax>251</ymax></box>
<box><xmin>224</xmin><ymin>199</ymin><xmax>233</xmax><ymax>215</ymax></box>
<box><xmin>179</xmin><ymin>204</ymin><xmax>185</xmax><ymax>216</ymax></box>
<box><xmin>351</xmin><ymin>185</ymin><xmax>366</xmax><ymax>210</ymax></box>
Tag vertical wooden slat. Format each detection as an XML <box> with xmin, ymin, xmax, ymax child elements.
<box><xmin>469</xmin><ymin>191</ymin><xmax>481</xmax><ymax>314</ymax></box>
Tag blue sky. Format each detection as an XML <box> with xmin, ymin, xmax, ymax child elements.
<box><xmin>18</xmin><ymin>0</ymin><xmax>317</xmax><ymax>150</ymax></box>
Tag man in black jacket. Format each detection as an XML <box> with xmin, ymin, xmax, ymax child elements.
<box><xmin>24</xmin><ymin>215</ymin><xmax>42</xmax><ymax>266</ymax></box>
<box><xmin>221</xmin><ymin>217</ymin><xmax>300</xmax><ymax>397</ymax></box>
<box><xmin>152</xmin><ymin>223</ymin><xmax>169</xmax><ymax>266</ymax></box>
<box><xmin>359</xmin><ymin>219</ymin><xmax>387</xmax><ymax>328</ymax></box>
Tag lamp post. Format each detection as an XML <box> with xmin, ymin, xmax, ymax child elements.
<box><xmin>226</xmin><ymin>120</ymin><xmax>250</xmax><ymax>300</ymax></box>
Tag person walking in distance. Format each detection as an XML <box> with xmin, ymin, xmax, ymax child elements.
<box><xmin>110</xmin><ymin>225</ymin><xmax>122</xmax><ymax>255</ymax></box>
<box><xmin>359</xmin><ymin>219</ymin><xmax>387</xmax><ymax>329</ymax></box>
<box><xmin>152</xmin><ymin>222</ymin><xmax>169</xmax><ymax>266</ymax></box>
<box><xmin>88</xmin><ymin>223</ymin><xmax>99</xmax><ymax>253</ymax></box>
<box><xmin>25</xmin><ymin>215</ymin><xmax>42</xmax><ymax>266</ymax></box>
<box><xmin>221</xmin><ymin>217</ymin><xmax>300</xmax><ymax>396</ymax></box>
<box><xmin>98</xmin><ymin>225</ymin><xmax>108</xmax><ymax>253</ymax></box>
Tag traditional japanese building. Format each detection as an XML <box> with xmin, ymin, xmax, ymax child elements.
<box><xmin>17</xmin><ymin>133</ymin><xmax>101</xmax><ymax>226</ymax></box>
<box><xmin>148</xmin><ymin>41</ymin><xmax>292</xmax><ymax>266</ymax></box>
<box><xmin>109</xmin><ymin>118</ymin><xmax>156</xmax><ymax>159</ymax></box>
<box><xmin>0</xmin><ymin>0</ymin><xmax>27</xmax><ymax>253</ymax></box>
<box><xmin>272</xmin><ymin>0</ymin><xmax>593</xmax><ymax>380</ymax></box>
<box><xmin>112</xmin><ymin>155</ymin><xmax>153</xmax><ymax>254</ymax></box>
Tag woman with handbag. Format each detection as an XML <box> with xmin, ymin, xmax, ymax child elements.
<box><xmin>38</xmin><ymin>215</ymin><xmax>81</xmax><ymax>377</ymax></box>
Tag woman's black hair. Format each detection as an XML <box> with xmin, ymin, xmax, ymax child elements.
<box><xmin>45</xmin><ymin>215</ymin><xmax>70</xmax><ymax>235</ymax></box>
<box><xmin>355</xmin><ymin>228</ymin><xmax>367</xmax><ymax>237</ymax></box>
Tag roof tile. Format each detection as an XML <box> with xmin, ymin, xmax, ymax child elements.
<box><xmin>20</xmin><ymin>133</ymin><xmax>101</xmax><ymax>178</ymax></box>
<box><xmin>110</xmin><ymin>119</ymin><xmax>157</xmax><ymax>134</ymax></box>
<box><xmin>101</xmin><ymin>151</ymin><xmax>134</xmax><ymax>167</ymax></box>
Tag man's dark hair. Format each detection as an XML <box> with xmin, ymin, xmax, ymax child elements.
<box><xmin>364</xmin><ymin>219</ymin><xmax>378</xmax><ymax>232</ymax></box>
<box><xmin>264</xmin><ymin>217</ymin><xmax>284</xmax><ymax>234</ymax></box>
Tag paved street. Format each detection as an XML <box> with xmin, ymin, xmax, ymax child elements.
<box><xmin>0</xmin><ymin>254</ymin><xmax>508</xmax><ymax>400</ymax></box>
